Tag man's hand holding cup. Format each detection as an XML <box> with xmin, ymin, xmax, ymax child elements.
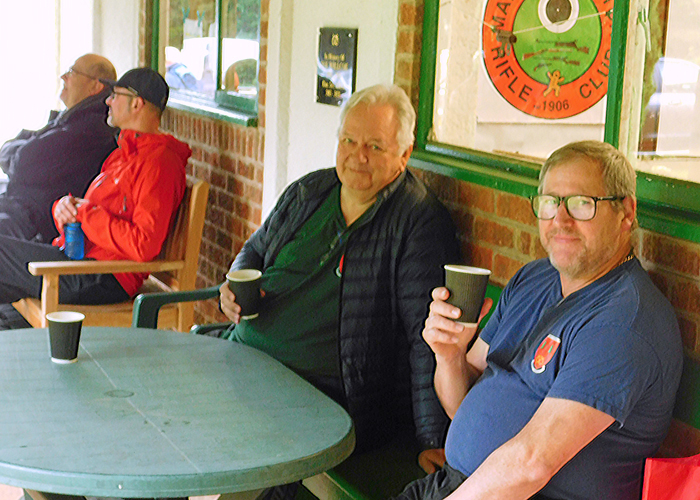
<box><xmin>423</xmin><ymin>265</ymin><xmax>493</xmax><ymax>361</ymax></box>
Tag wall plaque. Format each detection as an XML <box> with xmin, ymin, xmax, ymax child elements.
<box><xmin>317</xmin><ymin>27</ymin><xmax>358</xmax><ymax>106</ymax></box>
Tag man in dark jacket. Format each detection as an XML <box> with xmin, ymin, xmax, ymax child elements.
<box><xmin>0</xmin><ymin>53</ymin><xmax>118</xmax><ymax>242</ymax></box>
<box><xmin>219</xmin><ymin>84</ymin><xmax>460</xmax><ymax>471</ymax></box>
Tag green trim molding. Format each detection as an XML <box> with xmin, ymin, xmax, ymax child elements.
<box><xmin>412</xmin><ymin>0</ymin><xmax>700</xmax><ymax>245</ymax></box>
<box><xmin>152</xmin><ymin>0</ymin><xmax>259</xmax><ymax>127</ymax></box>
<box><xmin>603</xmin><ymin>1</ymin><xmax>629</xmax><ymax>148</ymax></box>
<box><xmin>167</xmin><ymin>95</ymin><xmax>258</xmax><ymax>127</ymax></box>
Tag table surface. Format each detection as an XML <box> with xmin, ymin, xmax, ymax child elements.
<box><xmin>0</xmin><ymin>327</ymin><xmax>355</xmax><ymax>498</ymax></box>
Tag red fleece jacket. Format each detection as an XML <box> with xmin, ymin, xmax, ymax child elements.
<box><xmin>53</xmin><ymin>129</ymin><xmax>191</xmax><ymax>296</ymax></box>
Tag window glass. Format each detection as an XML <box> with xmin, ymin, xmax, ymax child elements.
<box><xmin>433</xmin><ymin>0</ymin><xmax>613</xmax><ymax>161</ymax></box>
<box><xmin>637</xmin><ymin>0</ymin><xmax>700</xmax><ymax>184</ymax></box>
<box><xmin>162</xmin><ymin>0</ymin><xmax>260</xmax><ymax>110</ymax></box>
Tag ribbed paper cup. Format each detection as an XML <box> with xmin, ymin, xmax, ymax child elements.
<box><xmin>444</xmin><ymin>265</ymin><xmax>491</xmax><ymax>326</ymax></box>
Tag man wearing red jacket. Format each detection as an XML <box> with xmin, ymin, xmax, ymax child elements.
<box><xmin>0</xmin><ymin>68</ymin><xmax>191</xmax><ymax>310</ymax></box>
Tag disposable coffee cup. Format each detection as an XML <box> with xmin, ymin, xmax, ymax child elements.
<box><xmin>226</xmin><ymin>269</ymin><xmax>263</xmax><ymax>320</ymax></box>
<box><xmin>46</xmin><ymin>311</ymin><xmax>85</xmax><ymax>364</ymax></box>
<box><xmin>444</xmin><ymin>265</ymin><xmax>491</xmax><ymax>327</ymax></box>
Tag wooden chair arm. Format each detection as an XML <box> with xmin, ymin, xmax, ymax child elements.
<box><xmin>28</xmin><ymin>259</ymin><xmax>184</xmax><ymax>277</ymax></box>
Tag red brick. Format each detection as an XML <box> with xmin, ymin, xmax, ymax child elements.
<box><xmin>532</xmin><ymin>236</ymin><xmax>548</xmax><ymax>259</ymax></box>
<box><xmin>220</xmin><ymin>154</ymin><xmax>235</xmax><ymax>172</ymax></box>
<box><xmin>452</xmin><ymin>210</ymin><xmax>474</xmax><ymax>241</ymax></box>
<box><xmin>218</xmin><ymin>190</ymin><xmax>235</xmax><ymax>212</ymax></box>
<box><xmin>400</xmin><ymin>2</ymin><xmax>423</xmax><ymax>27</ymax></box>
<box><xmin>215</xmin><ymin>229</ymin><xmax>233</xmax><ymax>251</ymax></box>
<box><xmin>496</xmin><ymin>192</ymin><xmax>536</xmax><ymax>226</ymax></box>
<box><xmin>252</xmin><ymin>207</ymin><xmax>263</xmax><ymax>225</ymax></box>
<box><xmin>459</xmin><ymin>182</ymin><xmax>494</xmax><ymax>213</ymax></box>
<box><xmin>474</xmin><ymin>217</ymin><xmax>514</xmax><ymax>248</ymax></box>
<box><xmin>235</xmin><ymin>200</ymin><xmax>251</xmax><ymax>220</ymax></box>
<box><xmin>210</xmin><ymin>170</ymin><xmax>226</xmax><ymax>189</ymax></box>
<box><xmin>397</xmin><ymin>30</ymin><xmax>421</xmax><ymax>55</ymax></box>
<box><xmin>642</xmin><ymin>233</ymin><xmax>700</xmax><ymax>276</ymax></box>
<box><xmin>517</xmin><ymin>231</ymin><xmax>531</xmax><ymax>255</ymax></box>
<box><xmin>395</xmin><ymin>59</ymin><xmax>414</xmax><ymax>81</ymax></box>
<box><xmin>671</xmin><ymin>279</ymin><xmax>700</xmax><ymax>315</ymax></box>
<box><xmin>646</xmin><ymin>269</ymin><xmax>670</xmax><ymax>297</ymax></box>
<box><xmin>259</xmin><ymin>87</ymin><xmax>267</xmax><ymax>109</ymax></box>
<box><xmin>462</xmin><ymin>243</ymin><xmax>493</xmax><ymax>271</ymax></box>
<box><xmin>245</xmin><ymin>184</ymin><xmax>263</xmax><ymax>205</ymax></box>
<box><xmin>493</xmin><ymin>254</ymin><xmax>526</xmax><ymax>284</ymax></box>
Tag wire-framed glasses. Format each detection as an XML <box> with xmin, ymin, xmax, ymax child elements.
<box><xmin>64</xmin><ymin>67</ymin><xmax>96</xmax><ymax>80</ymax></box>
<box><xmin>531</xmin><ymin>194</ymin><xmax>624</xmax><ymax>221</ymax></box>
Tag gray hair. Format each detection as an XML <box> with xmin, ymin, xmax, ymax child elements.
<box><xmin>539</xmin><ymin>141</ymin><xmax>636</xmax><ymax>200</ymax></box>
<box><xmin>339</xmin><ymin>84</ymin><xmax>416</xmax><ymax>154</ymax></box>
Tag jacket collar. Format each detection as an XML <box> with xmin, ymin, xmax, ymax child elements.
<box><xmin>57</xmin><ymin>87</ymin><xmax>112</xmax><ymax>124</ymax></box>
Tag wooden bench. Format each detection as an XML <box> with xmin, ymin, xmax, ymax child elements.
<box><xmin>302</xmin><ymin>284</ymin><xmax>700</xmax><ymax>500</ymax></box>
<box><xmin>12</xmin><ymin>175</ymin><xmax>209</xmax><ymax>332</ymax></box>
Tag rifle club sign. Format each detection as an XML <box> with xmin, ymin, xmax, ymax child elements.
<box><xmin>482</xmin><ymin>0</ymin><xmax>613</xmax><ymax>119</ymax></box>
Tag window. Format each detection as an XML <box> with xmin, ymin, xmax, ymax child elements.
<box><xmin>636</xmin><ymin>0</ymin><xmax>700</xmax><ymax>185</ymax></box>
<box><xmin>412</xmin><ymin>0</ymin><xmax>700</xmax><ymax>243</ymax></box>
<box><xmin>431</xmin><ymin>0</ymin><xmax>612</xmax><ymax>161</ymax></box>
<box><xmin>158</xmin><ymin>0</ymin><xmax>261</xmax><ymax>120</ymax></box>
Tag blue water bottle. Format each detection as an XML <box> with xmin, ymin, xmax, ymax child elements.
<box><xmin>64</xmin><ymin>223</ymin><xmax>85</xmax><ymax>260</ymax></box>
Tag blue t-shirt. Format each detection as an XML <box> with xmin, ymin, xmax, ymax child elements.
<box><xmin>445</xmin><ymin>258</ymin><xmax>683</xmax><ymax>500</ymax></box>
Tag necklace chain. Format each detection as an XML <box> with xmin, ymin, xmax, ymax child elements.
<box><xmin>616</xmin><ymin>251</ymin><xmax>635</xmax><ymax>269</ymax></box>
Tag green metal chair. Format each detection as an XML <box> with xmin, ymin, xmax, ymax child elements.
<box><xmin>132</xmin><ymin>284</ymin><xmax>231</xmax><ymax>334</ymax></box>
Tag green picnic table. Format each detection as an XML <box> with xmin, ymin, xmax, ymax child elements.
<box><xmin>0</xmin><ymin>327</ymin><xmax>355</xmax><ymax>498</ymax></box>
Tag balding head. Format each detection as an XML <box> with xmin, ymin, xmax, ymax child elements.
<box><xmin>60</xmin><ymin>54</ymin><xmax>116</xmax><ymax>109</ymax></box>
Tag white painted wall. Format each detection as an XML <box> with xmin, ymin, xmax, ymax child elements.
<box><xmin>263</xmin><ymin>0</ymin><xmax>400</xmax><ymax>214</ymax></box>
<box><xmin>92</xmin><ymin>0</ymin><xmax>140</xmax><ymax>77</ymax></box>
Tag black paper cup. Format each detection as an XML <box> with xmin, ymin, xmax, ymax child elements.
<box><xmin>226</xmin><ymin>269</ymin><xmax>263</xmax><ymax>320</ymax></box>
<box><xmin>444</xmin><ymin>265</ymin><xmax>491</xmax><ymax>326</ymax></box>
<box><xmin>46</xmin><ymin>311</ymin><xmax>85</xmax><ymax>364</ymax></box>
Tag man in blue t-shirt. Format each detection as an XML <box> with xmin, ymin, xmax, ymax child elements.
<box><xmin>401</xmin><ymin>141</ymin><xmax>683</xmax><ymax>500</ymax></box>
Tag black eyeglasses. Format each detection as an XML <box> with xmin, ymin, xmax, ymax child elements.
<box><xmin>109</xmin><ymin>90</ymin><xmax>138</xmax><ymax>100</ymax></box>
<box><xmin>531</xmin><ymin>194</ymin><xmax>625</xmax><ymax>221</ymax></box>
<box><xmin>64</xmin><ymin>67</ymin><xmax>96</xmax><ymax>80</ymax></box>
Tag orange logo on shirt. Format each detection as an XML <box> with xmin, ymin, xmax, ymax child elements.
<box><xmin>531</xmin><ymin>334</ymin><xmax>561</xmax><ymax>373</ymax></box>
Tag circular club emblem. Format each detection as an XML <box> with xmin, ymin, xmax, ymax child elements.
<box><xmin>482</xmin><ymin>0</ymin><xmax>613</xmax><ymax>119</ymax></box>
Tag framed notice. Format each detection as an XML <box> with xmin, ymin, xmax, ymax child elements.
<box><xmin>317</xmin><ymin>27</ymin><xmax>358</xmax><ymax>106</ymax></box>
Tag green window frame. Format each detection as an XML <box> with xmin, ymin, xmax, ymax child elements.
<box><xmin>411</xmin><ymin>0</ymin><xmax>700</xmax><ymax>244</ymax></box>
<box><xmin>151</xmin><ymin>0</ymin><xmax>260</xmax><ymax>126</ymax></box>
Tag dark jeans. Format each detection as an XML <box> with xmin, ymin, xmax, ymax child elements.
<box><xmin>0</xmin><ymin>234</ymin><xmax>129</xmax><ymax>307</ymax></box>
<box><xmin>392</xmin><ymin>463</ymin><xmax>468</xmax><ymax>500</ymax></box>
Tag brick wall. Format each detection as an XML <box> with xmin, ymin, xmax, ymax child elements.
<box><xmin>397</xmin><ymin>0</ymin><xmax>700</xmax><ymax>355</ymax></box>
<box><xmin>146</xmin><ymin>0</ymin><xmax>270</xmax><ymax>325</ymax></box>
